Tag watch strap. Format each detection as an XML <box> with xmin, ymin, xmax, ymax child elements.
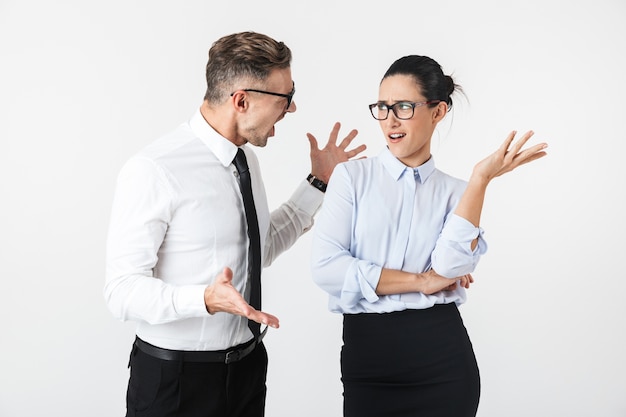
<box><xmin>306</xmin><ymin>173</ymin><xmax>327</xmax><ymax>193</ymax></box>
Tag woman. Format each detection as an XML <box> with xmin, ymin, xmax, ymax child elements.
<box><xmin>310</xmin><ymin>55</ymin><xmax>547</xmax><ymax>417</ymax></box>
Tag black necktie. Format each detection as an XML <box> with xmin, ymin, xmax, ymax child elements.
<box><xmin>233</xmin><ymin>148</ymin><xmax>261</xmax><ymax>338</ymax></box>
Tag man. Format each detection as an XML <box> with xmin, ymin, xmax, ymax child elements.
<box><xmin>104</xmin><ymin>31</ymin><xmax>365</xmax><ymax>417</ymax></box>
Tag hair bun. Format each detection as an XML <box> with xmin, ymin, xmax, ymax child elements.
<box><xmin>445</xmin><ymin>75</ymin><xmax>455</xmax><ymax>97</ymax></box>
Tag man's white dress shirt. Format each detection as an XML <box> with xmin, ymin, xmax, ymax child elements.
<box><xmin>105</xmin><ymin>110</ymin><xmax>323</xmax><ymax>350</ymax></box>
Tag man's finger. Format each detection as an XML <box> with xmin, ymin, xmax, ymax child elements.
<box><xmin>249</xmin><ymin>310</ymin><xmax>280</xmax><ymax>329</ymax></box>
<box><xmin>306</xmin><ymin>133</ymin><xmax>319</xmax><ymax>151</ymax></box>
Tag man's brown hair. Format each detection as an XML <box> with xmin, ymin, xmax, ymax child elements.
<box><xmin>204</xmin><ymin>31</ymin><xmax>292</xmax><ymax>104</ymax></box>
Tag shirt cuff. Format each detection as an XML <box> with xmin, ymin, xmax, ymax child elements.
<box><xmin>341</xmin><ymin>262</ymin><xmax>381</xmax><ymax>307</ymax></box>
<box><xmin>289</xmin><ymin>179</ymin><xmax>325</xmax><ymax>217</ymax></box>
<box><xmin>441</xmin><ymin>214</ymin><xmax>484</xmax><ymax>246</ymax></box>
<box><xmin>173</xmin><ymin>285</ymin><xmax>209</xmax><ymax>317</ymax></box>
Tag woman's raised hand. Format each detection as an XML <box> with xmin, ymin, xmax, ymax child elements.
<box><xmin>472</xmin><ymin>130</ymin><xmax>548</xmax><ymax>183</ymax></box>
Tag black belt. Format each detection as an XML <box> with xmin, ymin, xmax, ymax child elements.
<box><xmin>134</xmin><ymin>327</ymin><xmax>267</xmax><ymax>364</ymax></box>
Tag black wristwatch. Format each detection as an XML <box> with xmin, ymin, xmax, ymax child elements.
<box><xmin>307</xmin><ymin>173</ymin><xmax>327</xmax><ymax>193</ymax></box>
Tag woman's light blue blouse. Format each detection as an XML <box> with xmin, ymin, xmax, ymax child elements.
<box><xmin>311</xmin><ymin>147</ymin><xmax>488</xmax><ymax>314</ymax></box>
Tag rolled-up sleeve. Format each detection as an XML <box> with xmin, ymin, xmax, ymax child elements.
<box><xmin>311</xmin><ymin>164</ymin><xmax>381</xmax><ymax>310</ymax></box>
<box><xmin>431</xmin><ymin>214</ymin><xmax>488</xmax><ymax>278</ymax></box>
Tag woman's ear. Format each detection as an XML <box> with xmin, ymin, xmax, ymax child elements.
<box><xmin>432</xmin><ymin>101</ymin><xmax>448</xmax><ymax>123</ymax></box>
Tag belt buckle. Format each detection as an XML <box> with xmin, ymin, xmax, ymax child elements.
<box><xmin>225</xmin><ymin>348</ymin><xmax>241</xmax><ymax>364</ymax></box>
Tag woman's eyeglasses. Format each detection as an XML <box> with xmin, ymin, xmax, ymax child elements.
<box><xmin>368</xmin><ymin>100</ymin><xmax>440</xmax><ymax>120</ymax></box>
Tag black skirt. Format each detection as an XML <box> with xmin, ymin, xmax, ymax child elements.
<box><xmin>341</xmin><ymin>303</ymin><xmax>480</xmax><ymax>417</ymax></box>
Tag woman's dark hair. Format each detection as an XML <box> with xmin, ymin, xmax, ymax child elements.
<box><xmin>382</xmin><ymin>55</ymin><xmax>461</xmax><ymax>110</ymax></box>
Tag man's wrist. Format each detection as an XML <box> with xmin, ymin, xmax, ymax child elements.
<box><xmin>306</xmin><ymin>173</ymin><xmax>327</xmax><ymax>193</ymax></box>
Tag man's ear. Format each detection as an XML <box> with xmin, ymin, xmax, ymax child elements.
<box><xmin>231</xmin><ymin>91</ymin><xmax>248</xmax><ymax>113</ymax></box>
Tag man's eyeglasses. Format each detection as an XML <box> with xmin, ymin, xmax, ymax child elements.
<box><xmin>232</xmin><ymin>82</ymin><xmax>296</xmax><ymax>110</ymax></box>
<box><xmin>368</xmin><ymin>100</ymin><xmax>440</xmax><ymax>120</ymax></box>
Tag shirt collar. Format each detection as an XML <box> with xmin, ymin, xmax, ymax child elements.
<box><xmin>380</xmin><ymin>146</ymin><xmax>436</xmax><ymax>184</ymax></box>
<box><xmin>189</xmin><ymin>108</ymin><xmax>240</xmax><ymax>167</ymax></box>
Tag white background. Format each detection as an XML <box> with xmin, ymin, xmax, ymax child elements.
<box><xmin>1</xmin><ymin>1</ymin><xmax>625</xmax><ymax>416</ymax></box>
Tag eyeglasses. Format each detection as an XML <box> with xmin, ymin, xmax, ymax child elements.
<box><xmin>368</xmin><ymin>100</ymin><xmax>441</xmax><ymax>120</ymax></box>
<box><xmin>231</xmin><ymin>82</ymin><xmax>296</xmax><ymax>110</ymax></box>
